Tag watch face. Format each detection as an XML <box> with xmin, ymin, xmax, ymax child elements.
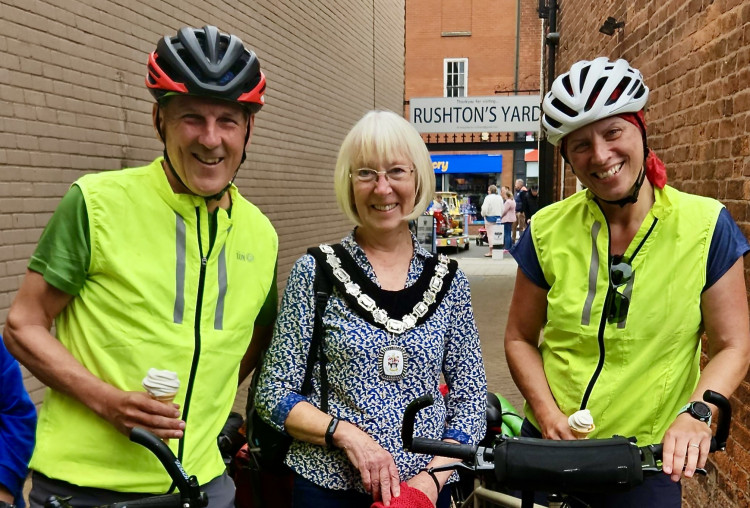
<box><xmin>692</xmin><ymin>402</ymin><xmax>711</xmax><ymax>419</ymax></box>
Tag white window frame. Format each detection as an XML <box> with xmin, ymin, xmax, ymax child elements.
<box><xmin>443</xmin><ymin>58</ymin><xmax>468</xmax><ymax>97</ymax></box>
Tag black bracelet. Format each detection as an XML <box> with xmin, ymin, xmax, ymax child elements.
<box><xmin>423</xmin><ymin>468</ymin><xmax>440</xmax><ymax>496</ymax></box>
<box><xmin>429</xmin><ymin>472</ymin><xmax>440</xmax><ymax>496</ymax></box>
<box><xmin>325</xmin><ymin>417</ymin><xmax>339</xmax><ymax>449</ymax></box>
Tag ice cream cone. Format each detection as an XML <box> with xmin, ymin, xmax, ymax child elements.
<box><xmin>568</xmin><ymin>409</ymin><xmax>595</xmax><ymax>439</ymax></box>
<box><xmin>149</xmin><ymin>392</ymin><xmax>178</xmax><ymax>405</ymax></box>
<box><xmin>142</xmin><ymin>368</ymin><xmax>180</xmax><ymax>444</ymax></box>
<box><xmin>570</xmin><ymin>424</ymin><xmax>595</xmax><ymax>440</ymax></box>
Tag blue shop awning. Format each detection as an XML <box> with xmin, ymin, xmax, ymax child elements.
<box><xmin>431</xmin><ymin>153</ymin><xmax>502</xmax><ymax>174</ymax></box>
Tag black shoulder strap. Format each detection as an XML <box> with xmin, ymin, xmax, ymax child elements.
<box><xmin>301</xmin><ymin>252</ymin><xmax>333</xmax><ymax>412</ymax></box>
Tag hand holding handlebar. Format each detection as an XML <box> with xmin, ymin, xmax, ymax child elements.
<box><xmin>45</xmin><ymin>428</ymin><xmax>207</xmax><ymax>508</ymax></box>
<box><xmin>402</xmin><ymin>390</ymin><xmax>732</xmax><ymax>492</ymax></box>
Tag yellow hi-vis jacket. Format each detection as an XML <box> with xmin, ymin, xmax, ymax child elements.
<box><xmin>31</xmin><ymin>158</ymin><xmax>278</xmax><ymax>491</ymax></box>
<box><xmin>526</xmin><ymin>185</ymin><xmax>723</xmax><ymax>445</ymax></box>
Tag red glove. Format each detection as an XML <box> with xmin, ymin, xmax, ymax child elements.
<box><xmin>370</xmin><ymin>482</ymin><xmax>434</xmax><ymax>508</ymax></box>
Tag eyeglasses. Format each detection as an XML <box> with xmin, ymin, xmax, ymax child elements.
<box><xmin>607</xmin><ymin>258</ymin><xmax>632</xmax><ymax>324</ymax></box>
<box><xmin>350</xmin><ymin>166</ymin><xmax>414</xmax><ymax>183</ymax></box>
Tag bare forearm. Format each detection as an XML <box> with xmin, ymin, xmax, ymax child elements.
<box><xmin>505</xmin><ymin>339</ymin><xmax>559</xmax><ymax>421</ymax></box>
<box><xmin>4</xmin><ymin>324</ymin><xmax>115</xmax><ymax>415</ymax></box>
<box><xmin>284</xmin><ymin>401</ymin><xmax>331</xmax><ymax>445</ymax></box>
<box><xmin>689</xmin><ymin>347</ymin><xmax>750</xmax><ymax>410</ymax></box>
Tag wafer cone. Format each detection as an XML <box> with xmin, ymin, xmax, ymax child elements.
<box><xmin>148</xmin><ymin>390</ymin><xmax>178</xmax><ymax>443</ymax></box>
<box><xmin>570</xmin><ymin>423</ymin><xmax>595</xmax><ymax>439</ymax></box>
<box><xmin>150</xmin><ymin>392</ymin><xmax>178</xmax><ymax>405</ymax></box>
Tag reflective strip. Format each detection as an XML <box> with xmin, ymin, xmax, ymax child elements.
<box><xmin>617</xmin><ymin>273</ymin><xmax>634</xmax><ymax>329</ymax></box>
<box><xmin>174</xmin><ymin>213</ymin><xmax>186</xmax><ymax>324</ymax></box>
<box><xmin>215</xmin><ymin>243</ymin><xmax>227</xmax><ymax>330</ymax></box>
<box><xmin>581</xmin><ymin>221</ymin><xmax>602</xmax><ymax>326</ymax></box>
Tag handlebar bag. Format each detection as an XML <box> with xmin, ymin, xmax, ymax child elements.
<box><xmin>493</xmin><ymin>436</ymin><xmax>643</xmax><ymax>493</ymax></box>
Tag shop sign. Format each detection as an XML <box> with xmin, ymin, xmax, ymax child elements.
<box><xmin>410</xmin><ymin>95</ymin><xmax>541</xmax><ymax>133</ymax></box>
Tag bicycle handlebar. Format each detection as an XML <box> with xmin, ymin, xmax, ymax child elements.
<box><xmin>401</xmin><ymin>394</ymin><xmax>483</xmax><ymax>462</ymax></box>
<box><xmin>45</xmin><ymin>428</ymin><xmax>207</xmax><ymax>508</ymax></box>
<box><xmin>403</xmin><ymin>390</ymin><xmax>732</xmax><ymax>472</ymax></box>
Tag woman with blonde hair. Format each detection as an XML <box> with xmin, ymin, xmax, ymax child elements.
<box><xmin>255</xmin><ymin>110</ymin><xmax>486</xmax><ymax>508</ymax></box>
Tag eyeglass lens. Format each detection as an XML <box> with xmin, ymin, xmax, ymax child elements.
<box><xmin>608</xmin><ymin>258</ymin><xmax>632</xmax><ymax>324</ymax></box>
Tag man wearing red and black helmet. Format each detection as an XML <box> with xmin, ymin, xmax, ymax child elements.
<box><xmin>4</xmin><ymin>26</ymin><xmax>278</xmax><ymax>507</ymax></box>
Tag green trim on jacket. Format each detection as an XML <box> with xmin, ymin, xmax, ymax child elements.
<box><xmin>526</xmin><ymin>185</ymin><xmax>723</xmax><ymax>444</ymax></box>
<box><xmin>31</xmin><ymin>158</ymin><xmax>278</xmax><ymax>491</ymax></box>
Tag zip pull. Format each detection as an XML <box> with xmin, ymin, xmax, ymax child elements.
<box><xmin>201</xmin><ymin>256</ymin><xmax>207</xmax><ymax>266</ymax></box>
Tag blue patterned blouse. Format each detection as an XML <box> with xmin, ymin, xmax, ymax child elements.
<box><xmin>255</xmin><ymin>231</ymin><xmax>487</xmax><ymax>491</ymax></box>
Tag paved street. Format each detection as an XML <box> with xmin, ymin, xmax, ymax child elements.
<box><xmin>442</xmin><ymin>243</ymin><xmax>526</xmax><ymax>415</ymax></box>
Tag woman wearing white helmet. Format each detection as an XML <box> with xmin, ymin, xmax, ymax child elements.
<box><xmin>505</xmin><ymin>57</ymin><xmax>750</xmax><ymax>507</ymax></box>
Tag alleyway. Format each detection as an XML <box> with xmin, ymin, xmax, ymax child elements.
<box><xmin>451</xmin><ymin>248</ymin><xmax>525</xmax><ymax>414</ymax></box>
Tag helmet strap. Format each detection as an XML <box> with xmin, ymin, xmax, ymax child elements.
<box><xmin>598</xmin><ymin>165</ymin><xmax>646</xmax><ymax>207</ymax></box>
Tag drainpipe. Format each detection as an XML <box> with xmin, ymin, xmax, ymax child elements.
<box><xmin>538</xmin><ymin>0</ymin><xmax>558</xmax><ymax>207</ymax></box>
<box><xmin>513</xmin><ymin>0</ymin><xmax>526</xmax><ymax>186</ymax></box>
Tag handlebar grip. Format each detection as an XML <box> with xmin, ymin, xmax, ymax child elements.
<box><xmin>703</xmin><ymin>390</ymin><xmax>731</xmax><ymax>451</ymax></box>
<box><xmin>402</xmin><ymin>395</ymin><xmax>435</xmax><ymax>449</ymax></box>
<box><xmin>410</xmin><ymin>437</ymin><xmax>478</xmax><ymax>462</ymax></box>
<box><xmin>129</xmin><ymin>428</ymin><xmax>191</xmax><ymax>492</ymax></box>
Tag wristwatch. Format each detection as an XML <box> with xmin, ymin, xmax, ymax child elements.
<box><xmin>0</xmin><ymin>501</ymin><xmax>17</xmax><ymax>508</ymax></box>
<box><xmin>678</xmin><ymin>401</ymin><xmax>712</xmax><ymax>426</ymax></box>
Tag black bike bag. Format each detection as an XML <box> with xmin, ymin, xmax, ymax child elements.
<box><xmin>493</xmin><ymin>435</ymin><xmax>643</xmax><ymax>493</ymax></box>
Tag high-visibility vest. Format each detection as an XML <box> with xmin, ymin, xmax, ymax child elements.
<box><xmin>526</xmin><ymin>185</ymin><xmax>722</xmax><ymax>444</ymax></box>
<box><xmin>32</xmin><ymin>158</ymin><xmax>278</xmax><ymax>491</ymax></box>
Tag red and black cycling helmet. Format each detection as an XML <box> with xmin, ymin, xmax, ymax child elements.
<box><xmin>146</xmin><ymin>25</ymin><xmax>265</xmax><ymax>114</ymax></box>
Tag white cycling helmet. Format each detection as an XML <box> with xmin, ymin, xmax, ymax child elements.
<box><xmin>542</xmin><ymin>57</ymin><xmax>649</xmax><ymax>146</ymax></box>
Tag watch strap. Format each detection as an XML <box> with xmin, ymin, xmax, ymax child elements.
<box><xmin>325</xmin><ymin>417</ymin><xmax>339</xmax><ymax>449</ymax></box>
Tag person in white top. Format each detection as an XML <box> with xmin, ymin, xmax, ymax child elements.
<box><xmin>480</xmin><ymin>185</ymin><xmax>504</xmax><ymax>257</ymax></box>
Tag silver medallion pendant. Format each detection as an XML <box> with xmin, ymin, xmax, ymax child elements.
<box><xmin>378</xmin><ymin>345</ymin><xmax>408</xmax><ymax>381</ymax></box>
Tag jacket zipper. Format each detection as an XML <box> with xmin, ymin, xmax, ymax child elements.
<box><xmin>579</xmin><ymin>210</ymin><xmax>659</xmax><ymax>410</ymax></box>
<box><xmin>177</xmin><ymin>207</ymin><xmax>212</xmax><ymax>463</ymax></box>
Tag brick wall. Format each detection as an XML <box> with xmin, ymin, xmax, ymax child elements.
<box><xmin>550</xmin><ymin>1</ymin><xmax>750</xmax><ymax>505</ymax></box>
<box><xmin>0</xmin><ymin>0</ymin><xmax>405</xmax><ymax>405</ymax></box>
<box><xmin>405</xmin><ymin>0</ymin><xmax>541</xmax><ymax>190</ymax></box>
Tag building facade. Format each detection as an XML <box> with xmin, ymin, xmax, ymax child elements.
<box><xmin>541</xmin><ymin>1</ymin><xmax>750</xmax><ymax>505</ymax></box>
<box><xmin>405</xmin><ymin>0</ymin><xmax>541</xmax><ymax>216</ymax></box>
<box><xmin>0</xmin><ymin>0</ymin><xmax>406</xmax><ymax>405</ymax></box>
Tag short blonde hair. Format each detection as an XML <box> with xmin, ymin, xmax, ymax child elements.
<box><xmin>488</xmin><ymin>185</ymin><xmax>498</xmax><ymax>194</ymax></box>
<box><xmin>334</xmin><ymin>110</ymin><xmax>435</xmax><ymax>226</ymax></box>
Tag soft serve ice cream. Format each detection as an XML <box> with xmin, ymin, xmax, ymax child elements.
<box><xmin>568</xmin><ymin>409</ymin><xmax>595</xmax><ymax>439</ymax></box>
<box><xmin>142</xmin><ymin>368</ymin><xmax>180</xmax><ymax>402</ymax></box>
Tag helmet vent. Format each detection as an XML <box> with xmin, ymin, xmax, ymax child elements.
<box><xmin>605</xmin><ymin>77</ymin><xmax>632</xmax><ymax>106</ymax></box>
<box><xmin>584</xmin><ymin>77</ymin><xmax>608</xmax><ymax>112</ymax></box>
<box><xmin>551</xmin><ymin>98</ymin><xmax>577</xmax><ymax>119</ymax></box>
<box><xmin>579</xmin><ymin>66</ymin><xmax>590</xmax><ymax>87</ymax></box>
<box><xmin>545</xmin><ymin>117</ymin><xmax>562</xmax><ymax>128</ymax></box>
<box><xmin>634</xmin><ymin>84</ymin><xmax>647</xmax><ymax>99</ymax></box>
<box><xmin>562</xmin><ymin>75</ymin><xmax>573</xmax><ymax>95</ymax></box>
